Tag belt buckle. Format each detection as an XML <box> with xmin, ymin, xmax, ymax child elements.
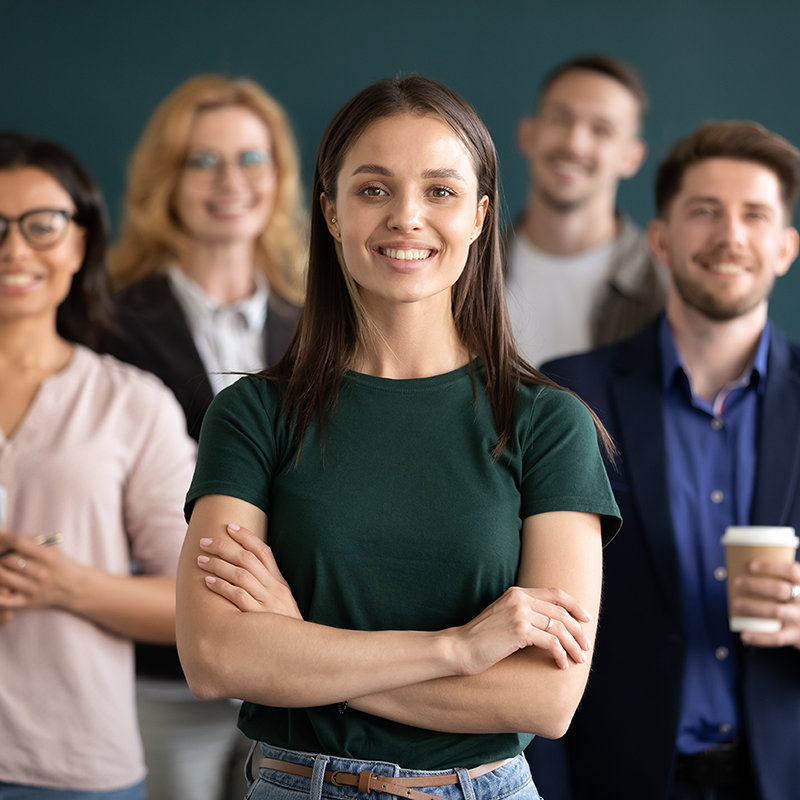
<box><xmin>330</xmin><ymin>770</ymin><xmax>348</xmax><ymax>787</ymax></box>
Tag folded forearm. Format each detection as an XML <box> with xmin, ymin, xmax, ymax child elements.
<box><xmin>177</xmin><ymin>602</ymin><xmax>460</xmax><ymax>706</ymax></box>
<box><xmin>349</xmin><ymin>646</ymin><xmax>592</xmax><ymax>739</ymax></box>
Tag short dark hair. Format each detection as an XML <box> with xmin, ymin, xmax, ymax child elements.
<box><xmin>654</xmin><ymin>121</ymin><xmax>800</xmax><ymax>220</ymax></box>
<box><xmin>0</xmin><ymin>131</ymin><xmax>113</xmax><ymax>351</ymax></box>
<box><xmin>538</xmin><ymin>54</ymin><xmax>649</xmax><ymax>125</ymax></box>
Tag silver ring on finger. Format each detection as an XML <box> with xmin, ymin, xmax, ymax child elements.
<box><xmin>17</xmin><ymin>558</ymin><xmax>26</xmax><ymax>570</ymax></box>
<box><xmin>544</xmin><ymin>616</ymin><xmax>553</xmax><ymax>632</ymax></box>
<box><xmin>790</xmin><ymin>584</ymin><xmax>800</xmax><ymax>602</ymax></box>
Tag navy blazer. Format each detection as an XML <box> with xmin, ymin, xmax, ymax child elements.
<box><xmin>528</xmin><ymin>319</ymin><xmax>800</xmax><ymax>800</ymax></box>
<box><xmin>108</xmin><ymin>275</ymin><xmax>301</xmax><ymax>442</ymax></box>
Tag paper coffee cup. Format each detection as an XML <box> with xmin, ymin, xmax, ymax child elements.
<box><xmin>721</xmin><ymin>526</ymin><xmax>799</xmax><ymax>632</ymax></box>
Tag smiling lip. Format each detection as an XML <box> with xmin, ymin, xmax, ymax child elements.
<box><xmin>0</xmin><ymin>272</ymin><xmax>41</xmax><ymax>290</ymax></box>
<box><xmin>545</xmin><ymin>151</ymin><xmax>593</xmax><ymax>181</ymax></box>
<box><xmin>698</xmin><ymin>258</ymin><xmax>750</xmax><ymax>276</ymax></box>
<box><xmin>206</xmin><ymin>198</ymin><xmax>255</xmax><ymax>217</ymax></box>
<box><xmin>376</xmin><ymin>244</ymin><xmax>437</xmax><ymax>273</ymax></box>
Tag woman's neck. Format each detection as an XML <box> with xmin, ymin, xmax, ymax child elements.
<box><xmin>179</xmin><ymin>240</ymin><xmax>258</xmax><ymax>305</ymax></box>
<box><xmin>351</xmin><ymin>300</ymin><xmax>469</xmax><ymax>379</ymax></box>
<box><xmin>0</xmin><ymin>316</ymin><xmax>72</xmax><ymax>374</ymax></box>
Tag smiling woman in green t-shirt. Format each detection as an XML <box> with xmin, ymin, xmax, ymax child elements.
<box><xmin>176</xmin><ymin>76</ymin><xmax>621</xmax><ymax>800</ymax></box>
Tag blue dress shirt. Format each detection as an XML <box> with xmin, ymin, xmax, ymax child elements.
<box><xmin>659</xmin><ymin>316</ymin><xmax>769</xmax><ymax>754</ymax></box>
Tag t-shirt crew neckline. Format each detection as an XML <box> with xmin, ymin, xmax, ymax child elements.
<box><xmin>344</xmin><ymin>360</ymin><xmax>478</xmax><ymax>392</ymax></box>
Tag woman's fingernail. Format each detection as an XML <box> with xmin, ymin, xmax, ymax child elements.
<box><xmin>199</xmin><ymin>538</ymin><xmax>213</xmax><ymax>547</ymax></box>
<box><xmin>228</xmin><ymin>524</ymin><xmax>241</xmax><ymax>532</ymax></box>
<box><xmin>197</xmin><ymin>556</ymin><xmax>210</xmax><ymax>565</ymax></box>
<box><xmin>205</xmin><ymin>576</ymin><xmax>217</xmax><ymax>585</ymax></box>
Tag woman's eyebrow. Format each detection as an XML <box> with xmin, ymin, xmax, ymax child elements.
<box><xmin>350</xmin><ymin>165</ymin><xmax>466</xmax><ymax>182</ymax></box>
<box><xmin>352</xmin><ymin>164</ymin><xmax>392</xmax><ymax>177</ymax></box>
<box><xmin>422</xmin><ymin>168</ymin><xmax>466</xmax><ymax>182</ymax></box>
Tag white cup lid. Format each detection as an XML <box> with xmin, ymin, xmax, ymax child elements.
<box><xmin>721</xmin><ymin>526</ymin><xmax>799</xmax><ymax>547</ymax></box>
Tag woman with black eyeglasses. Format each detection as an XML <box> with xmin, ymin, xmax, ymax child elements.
<box><xmin>0</xmin><ymin>131</ymin><xmax>195</xmax><ymax>799</ymax></box>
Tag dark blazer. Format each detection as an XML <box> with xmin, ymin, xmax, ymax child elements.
<box><xmin>108</xmin><ymin>275</ymin><xmax>301</xmax><ymax>441</ymax></box>
<box><xmin>529</xmin><ymin>319</ymin><xmax>800</xmax><ymax>800</ymax></box>
<box><xmin>107</xmin><ymin>274</ymin><xmax>301</xmax><ymax>680</ymax></box>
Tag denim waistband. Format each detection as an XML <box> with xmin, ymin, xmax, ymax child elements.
<box><xmin>246</xmin><ymin>743</ymin><xmax>538</xmax><ymax>800</ymax></box>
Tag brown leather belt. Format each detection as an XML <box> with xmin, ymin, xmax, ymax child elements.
<box><xmin>255</xmin><ymin>756</ymin><xmax>510</xmax><ymax>800</ymax></box>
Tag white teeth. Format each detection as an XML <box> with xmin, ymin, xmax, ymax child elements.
<box><xmin>0</xmin><ymin>273</ymin><xmax>37</xmax><ymax>287</ymax></box>
<box><xmin>381</xmin><ymin>248</ymin><xmax>432</xmax><ymax>261</ymax></box>
<box><xmin>551</xmin><ymin>160</ymin><xmax>586</xmax><ymax>175</ymax></box>
<box><xmin>713</xmin><ymin>263</ymin><xmax>747</xmax><ymax>274</ymax></box>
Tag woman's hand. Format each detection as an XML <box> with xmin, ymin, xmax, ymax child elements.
<box><xmin>451</xmin><ymin>585</ymin><xmax>592</xmax><ymax>674</ymax></box>
<box><xmin>0</xmin><ymin>530</ymin><xmax>81</xmax><ymax>613</ymax></box>
<box><xmin>196</xmin><ymin>524</ymin><xmax>302</xmax><ymax>620</ymax></box>
<box><xmin>0</xmin><ymin>528</ymin><xmax>177</xmax><ymax>643</ymax></box>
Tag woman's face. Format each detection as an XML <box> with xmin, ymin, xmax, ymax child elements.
<box><xmin>0</xmin><ymin>167</ymin><xmax>84</xmax><ymax>325</ymax></box>
<box><xmin>173</xmin><ymin>105</ymin><xmax>277</xmax><ymax>249</ymax></box>
<box><xmin>323</xmin><ymin>114</ymin><xmax>488</xmax><ymax>317</ymax></box>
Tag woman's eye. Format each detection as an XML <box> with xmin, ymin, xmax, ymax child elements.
<box><xmin>186</xmin><ymin>152</ymin><xmax>220</xmax><ymax>170</ymax></box>
<box><xmin>360</xmin><ymin>186</ymin><xmax>387</xmax><ymax>197</ymax></box>
<box><xmin>429</xmin><ymin>187</ymin><xmax>454</xmax><ymax>198</ymax></box>
<box><xmin>239</xmin><ymin>150</ymin><xmax>268</xmax><ymax>168</ymax></box>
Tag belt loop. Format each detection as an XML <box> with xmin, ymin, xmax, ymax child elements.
<box><xmin>245</xmin><ymin>740</ymin><xmax>260</xmax><ymax>784</ymax></box>
<box><xmin>455</xmin><ymin>768</ymin><xmax>477</xmax><ymax>800</ymax></box>
<box><xmin>311</xmin><ymin>754</ymin><xmax>330</xmax><ymax>800</ymax></box>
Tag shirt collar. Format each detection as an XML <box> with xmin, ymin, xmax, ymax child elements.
<box><xmin>658</xmin><ymin>314</ymin><xmax>770</xmax><ymax>397</ymax></box>
<box><xmin>168</xmin><ymin>265</ymin><xmax>268</xmax><ymax>331</ymax></box>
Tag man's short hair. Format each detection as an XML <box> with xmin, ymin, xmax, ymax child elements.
<box><xmin>537</xmin><ymin>54</ymin><xmax>650</xmax><ymax>124</ymax></box>
<box><xmin>655</xmin><ymin>121</ymin><xmax>800</xmax><ymax>220</ymax></box>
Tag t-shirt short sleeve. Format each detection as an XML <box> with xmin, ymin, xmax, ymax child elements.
<box><xmin>184</xmin><ymin>376</ymin><xmax>282</xmax><ymax>521</ymax></box>
<box><xmin>519</xmin><ymin>386</ymin><xmax>621</xmax><ymax>544</ymax></box>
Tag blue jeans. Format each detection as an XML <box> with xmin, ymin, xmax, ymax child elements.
<box><xmin>245</xmin><ymin>743</ymin><xmax>541</xmax><ymax>800</ymax></box>
<box><xmin>0</xmin><ymin>782</ymin><xmax>145</xmax><ymax>800</ymax></box>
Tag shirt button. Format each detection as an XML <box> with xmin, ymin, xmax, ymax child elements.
<box><xmin>711</xmin><ymin>418</ymin><xmax>724</xmax><ymax>430</ymax></box>
<box><xmin>715</xmin><ymin>646</ymin><xmax>729</xmax><ymax>660</ymax></box>
<box><xmin>720</xmin><ymin>723</ymin><xmax>732</xmax><ymax>735</ymax></box>
<box><xmin>711</xmin><ymin>490</ymin><xmax>724</xmax><ymax>504</ymax></box>
<box><xmin>714</xmin><ymin>567</ymin><xmax>728</xmax><ymax>581</ymax></box>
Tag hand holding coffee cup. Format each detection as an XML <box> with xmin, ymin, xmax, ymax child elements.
<box><xmin>721</xmin><ymin>527</ymin><xmax>800</xmax><ymax>642</ymax></box>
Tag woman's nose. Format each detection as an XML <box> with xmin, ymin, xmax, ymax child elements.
<box><xmin>387</xmin><ymin>193</ymin><xmax>422</xmax><ymax>231</ymax></box>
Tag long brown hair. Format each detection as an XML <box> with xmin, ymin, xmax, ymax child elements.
<box><xmin>270</xmin><ymin>76</ymin><xmax>612</xmax><ymax>456</ymax></box>
<box><xmin>110</xmin><ymin>75</ymin><xmax>305</xmax><ymax>302</ymax></box>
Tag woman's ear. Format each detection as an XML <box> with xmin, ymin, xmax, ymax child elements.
<box><xmin>470</xmin><ymin>196</ymin><xmax>489</xmax><ymax>243</ymax></box>
<box><xmin>321</xmin><ymin>194</ymin><xmax>341</xmax><ymax>240</ymax></box>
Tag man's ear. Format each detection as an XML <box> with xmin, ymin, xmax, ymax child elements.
<box><xmin>619</xmin><ymin>137</ymin><xmax>647</xmax><ymax>180</ymax></box>
<box><xmin>647</xmin><ymin>218</ymin><xmax>670</xmax><ymax>267</ymax></box>
<box><xmin>517</xmin><ymin>117</ymin><xmax>539</xmax><ymax>159</ymax></box>
<box><xmin>775</xmin><ymin>226</ymin><xmax>800</xmax><ymax>277</ymax></box>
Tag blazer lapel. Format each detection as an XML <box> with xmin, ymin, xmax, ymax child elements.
<box><xmin>751</xmin><ymin>327</ymin><xmax>800</xmax><ymax>525</ymax></box>
<box><xmin>609</xmin><ymin>327</ymin><xmax>683</xmax><ymax>618</ymax></box>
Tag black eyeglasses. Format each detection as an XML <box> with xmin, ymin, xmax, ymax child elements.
<box><xmin>0</xmin><ymin>208</ymin><xmax>76</xmax><ymax>250</ymax></box>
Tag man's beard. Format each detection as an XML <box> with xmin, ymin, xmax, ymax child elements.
<box><xmin>536</xmin><ymin>185</ymin><xmax>591</xmax><ymax>214</ymax></box>
<box><xmin>672</xmin><ymin>263</ymin><xmax>775</xmax><ymax>322</ymax></box>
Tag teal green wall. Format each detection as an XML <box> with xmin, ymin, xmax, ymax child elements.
<box><xmin>4</xmin><ymin>0</ymin><xmax>800</xmax><ymax>336</ymax></box>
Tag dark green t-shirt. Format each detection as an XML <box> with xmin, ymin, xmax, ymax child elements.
<box><xmin>186</xmin><ymin>363</ymin><xmax>620</xmax><ymax>769</ymax></box>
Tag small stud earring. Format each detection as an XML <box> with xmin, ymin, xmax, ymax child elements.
<box><xmin>331</xmin><ymin>217</ymin><xmax>337</xmax><ymax>225</ymax></box>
